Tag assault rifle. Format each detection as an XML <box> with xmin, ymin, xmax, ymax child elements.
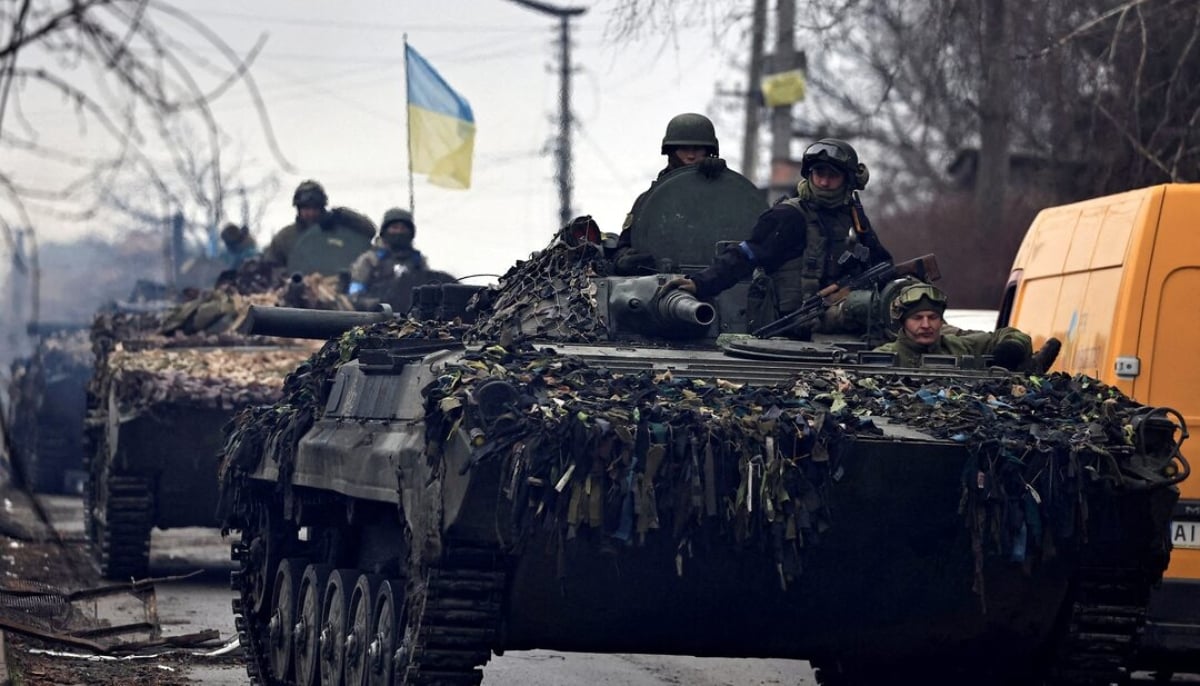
<box><xmin>752</xmin><ymin>253</ymin><xmax>941</xmax><ymax>339</ymax></box>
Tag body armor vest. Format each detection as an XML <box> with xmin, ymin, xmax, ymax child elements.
<box><xmin>773</xmin><ymin>198</ymin><xmax>857</xmax><ymax>314</ymax></box>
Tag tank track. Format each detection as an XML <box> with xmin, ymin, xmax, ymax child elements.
<box><xmin>1045</xmin><ymin>565</ymin><xmax>1150</xmax><ymax>686</ymax></box>
<box><xmin>231</xmin><ymin>538</ymin><xmax>269</xmax><ymax>685</ymax></box>
<box><xmin>231</xmin><ymin>527</ymin><xmax>506</xmax><ymax>685</ymax></box>
<box><xmin>95</xmin><ymin>475</ymin><xmax>153</xmax><ymax>580</ymax></box>
<box><xmin>396</xmin><ymin>543</ymin><xmax>506</xmax><ymax>685</ymax></box>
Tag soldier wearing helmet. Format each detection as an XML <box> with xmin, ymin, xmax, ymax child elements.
<box><xmin>348</xmin><ymin>207</ymin><xmax>453</xmax><ymax>311</ymax></box>
<box><xmin>611</xmin><ymin>113</ymin><xmax>729</xmax><ymax>275</ymax></box>
<box><xmin>662</xmin><ymin>137</ymin><xmax>893</xmax><ymax>338</ymax></box>
<box><xmin>219</xmin><ymin>222</ymin><xmax>260</xmax><ymax>269</ymax></box>
<box><xmin>872</xmin><ymin>282</ymin><xmax>1045</xmax><ymax>370</ymax></box>
<box><xmin>263</xmin><ymin>180</ymin><xmax>376</xmax><ymax>270</ymax></box>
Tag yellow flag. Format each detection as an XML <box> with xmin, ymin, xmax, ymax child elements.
<box><xmin>762</xmin><ymin>69</ymin><xmax>806</xmax><ymax>107</ymax></box>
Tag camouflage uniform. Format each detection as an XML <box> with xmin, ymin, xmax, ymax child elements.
<box><xmin>349</xmin><ymin>241</ymin><xmax>430</xmax><ymax>290</ymax></box>
<box><xmin>873</xmin><ymin>283</ymin><xmax>1034</xmax><ymax>368</ymax></box>
<box><xmin>687</xmin><ymin>139</ymin><xmax>891</xmax><ymax>335</ymax></box>
<box><xmin>263</xmin><ymin>208</ymin><xmax>376</xmax><ymax>269</ymax></box>
<box><xmin>264</xmin><ymin>181</ymin><xmax>375</xmax><ymax>270</ymax></box>
<box><xmin>875</xmin><ymin>327</ymin><xmax>1033</xmax><ymax>368</ymax></box>
<box><xmin>348</xmin><ymin>207</ymin><xmax>454</xmax><ymax>312</ymax></box>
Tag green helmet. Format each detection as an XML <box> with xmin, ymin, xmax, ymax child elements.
<box><xmin>800</xmin><ymin>138</ymin><xmax>859</xmax><ymax>179</ymax></box>
<box><xmin>890</xmin><ymin>283</ymin><xmax>948</xmax><ymax>324</ymax></box>
<box><xmin>661</xmin><ymin>113</ymin><xmax>718</xmax><ymax>156</ymax></box>
<box><xmin>380</xmin><ymin>207</ymin><xmax>415</xmax><ymax>236</ymax></box>
<box><xmin>292</xmin><ymin>180</ymin><xmax>328</xmax><ymax>208</ymax></box>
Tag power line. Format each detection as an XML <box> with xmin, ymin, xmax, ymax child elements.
<box><xmin>191</xmin><ymin>7</ymin><xmax>601</xmax><ymax>34</ymax></box>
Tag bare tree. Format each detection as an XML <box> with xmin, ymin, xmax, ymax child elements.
<box><xmin>0</xmin><ymin>0</ymin><xmax>293</xmax><ymax>322</ymax></box>
<box><xmin>610</xmin><ymin>1</ymin><xmax>1199</xmax><ymax>305</ymax></box>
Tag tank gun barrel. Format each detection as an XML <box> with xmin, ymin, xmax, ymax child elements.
<box><xmin>607</xmin><ymin>276</ymin><xmax>717</xmax><ymax>338</ymax></box>
<box><xmin>244</xmin><ymin>305</ymin><xmax>393</xmax><ymax>340</ymax></box>
<box><xmin>655</xmin><ymin>289</ymin><xmax>715</xmax><ymax>327</ymax></box>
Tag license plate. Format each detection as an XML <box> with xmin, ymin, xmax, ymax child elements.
<box><xmin>1171</xmin><ymin>521</ymin><xmax>1200</xmax><ymax>549</ymax></box>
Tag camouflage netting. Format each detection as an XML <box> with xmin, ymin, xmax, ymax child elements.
<box><xmin>218</xmin><ymin>306</ymin><xmax>1171</xmax><ymax>590</ymax></box>
<box><xmin>102</xmin><ymin>346</ymin><xmax>319</xmax><ymax>411</ymax></box>
<box><xmin>84</xmin><ymin>256</ymin><xmax>358</xmax><ymax>421</ymax></box>
<box><xmin>159</xmin><ymin>260</ymin><xmax>353</xmax><ymax>337</ymax></box>
<box><xmin>466</xmin><ymin>242</ymin><xmax>612</xmax><ymax>344</ymax></box>
<box><xmin>423</xmin><ymin>347</ymin><xmax>1164</xmax><ymax>587</ymax></box>
<box><xmin>217</xmin><ymin>319</ymin><xmax>467</xmax><ymax>520</ymax></box>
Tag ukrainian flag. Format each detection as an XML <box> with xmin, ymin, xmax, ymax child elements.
<box><xmin>406</xmin><ymin>44</ymin><xmax>475</xmax><ymax>189</ymax></box>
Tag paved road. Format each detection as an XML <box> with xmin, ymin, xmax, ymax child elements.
<box><xmin>31</xmin><ymin>494</ymin><xmax>1199</xmax><ymax>685</ymax></box>
<box><xmin>34</xmin><ymin>494</ymin><xmax>818</xmax><ymax>685</ymax></box>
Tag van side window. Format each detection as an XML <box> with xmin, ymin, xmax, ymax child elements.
<box><xmin>996</xmin><ymin>282</ymin><xmax>1017</xmax><ymax>328</ymax></box>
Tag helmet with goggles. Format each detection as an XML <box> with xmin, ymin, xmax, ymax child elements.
<box><xmin>890</xmin><ymin>283</ymin><xmax>948</xmax><ymax>323</ymax></box>
<box><xmin>800</xmin><ymin>138</ymin><xmax>859</xmax><ymax>180</ymax></box>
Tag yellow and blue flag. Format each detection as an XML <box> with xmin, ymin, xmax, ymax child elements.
<box><xmin>406</xmin><ymin>44</ymin><xmax>475</xmax><ymax>189</ymax></box>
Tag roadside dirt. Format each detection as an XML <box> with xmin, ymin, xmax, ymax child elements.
<box><xmin>0</xmin><ymin>487</ymin><xmax>223</xmax><ymax>685</ymax></box>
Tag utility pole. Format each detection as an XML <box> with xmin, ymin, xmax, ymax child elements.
<box><xmin>769</xmin><ymin>0</ymin><xmax>797</xmax><ymax>197</ymax></box>
<box><xmin>508</xmin><ymin>0</ymin><xmax>588</xmax><ymax>227</ymax></box>
<box><xmin>741</xmin><ymin>0</ymin><xmax>768</xmax><ymax>185</ymax></box>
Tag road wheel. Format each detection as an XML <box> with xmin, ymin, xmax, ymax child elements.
<box><xmin>295</xmin><ymin>564</ymin><xmax>332</xmax><ymax>686</ymax></box>
<box><xmin>366</xmin><ymin>578</ymin><xmax>405</xmax><ymax>686</ymax></box>
<box><xmin>345</xmin><ymin>573</ymin><xmax>382</xmax><ymax>686</ymax></box>
<box><xmin>319</xmin><ymin>569</ymin><xmax>356</xmax><ymax>686</ymax></box>
<box><xmin>267</xmin><ymin>558</ymin><xmax>304</xmax><ymax>683</ymax></box>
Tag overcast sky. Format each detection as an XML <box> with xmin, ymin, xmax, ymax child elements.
<box><xmin>16</xmin><ymin>1</ymin><xmax>751</xmax><ymax>282</ymax></box>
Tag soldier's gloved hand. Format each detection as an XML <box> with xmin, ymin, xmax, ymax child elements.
<box><xmin>992</xmin><ymin>339</ymin><xmax>1030</xmax><ymax>371</ymax></box>
<box><xmin>697</xmin><ymin>157</ymin><xmax>727</xmax><ymax>180</ymax></box>
<box><xmin>659</xmin><ymin>277</ymin><xmax>697</xmax><ymax>295</ymax></box>
<box><xmin>1030</xmin><ymin>337</ymin><xmax>1062</xmax><ymax>374</ymax></box>
<box><xmin>614</xmin><ymin>250</ymin><xmax>657</xmax><ymax>275</ymax></box>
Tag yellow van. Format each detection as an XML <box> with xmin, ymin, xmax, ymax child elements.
<box><xmin>1000</xmin><ymin>183</ymin><xmax>1199</xmax><ymax>673</ymax></box>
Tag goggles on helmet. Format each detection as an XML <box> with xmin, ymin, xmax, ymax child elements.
<box><xmin>897</xmin><ymin>284</ymin><xmax>947</xmax><ymax>308</ymax></box>
<box><xmin>891</xmin><ymin>284</ymin><xmax>948</xmax><ymax>322</ymax></box>
<box><xmin>802</xmin><ymin>141</ymin><xmax>855</xmax><ymax>167</ymax></box>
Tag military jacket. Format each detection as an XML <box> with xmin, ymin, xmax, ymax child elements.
<box><xmin>349</xmin><ymin>244</ymin><xmax>428</xmax><ymax>289</ymax></box>
<box><xmin>611</xmin><ymin>166</ymin><xmax>672</xmax><ymax>272</ymax></box>
<box><xmin>874</xmin><ymin>327</ymin><xmax>1032</xmax><ymax>368</ymax></box>
<box><xmin>689</xmin><ymin>199</ymin><xmax>891</xmax><ymax>310</ymax></box>
<box><xmin>264</xmin><ymin>207</ymin><xmax>376</xmax><ymax>269</ymax></box>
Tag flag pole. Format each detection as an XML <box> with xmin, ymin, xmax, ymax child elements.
<box><xmin>404</xmin><ymin>33</ymin><xmax>415</xmax><ymax>216</ymax></box>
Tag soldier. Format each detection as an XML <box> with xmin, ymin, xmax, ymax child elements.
<box><xmin>263</xmin><ymin>180</ymin><xmax>376</xmax><ymax>271</ymax></box>
<box><xmin>873</xmin><ymin>282</ymin><xmax>1046</xmax><ymax>371</ymax></box>
<box><xmin>219</xmin><ymin>223</ymin><xmax>259</xmax><ymax>269</ymax></box>
<box><xmin>348</xmin><ymin>207</ymin><xmax>452</xmax><ymax>312</ymax></box>
<box><xmin>611</xmin><ymin>113</ymin><xmax>729</xmax><ymax>275</ymax></box>
<box><xmin>661</xmin><ymin>138</ymin><xmax>892</xmax><ymax>338</ymax></box>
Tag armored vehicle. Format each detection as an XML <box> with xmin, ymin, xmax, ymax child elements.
<box><xmin>220</xmin><ymin>167</ymin><xmax>1185</xmax><ymax>686</ymax></box>
<box><xmin>83</xmin><ymin>271</ymin><xmax>338</xmax><ymax>580</ymax></box>
<box><xmin>7</xmin><ymin>324</ymin><xmax>92</xmax><ymax>494</ymax></box>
